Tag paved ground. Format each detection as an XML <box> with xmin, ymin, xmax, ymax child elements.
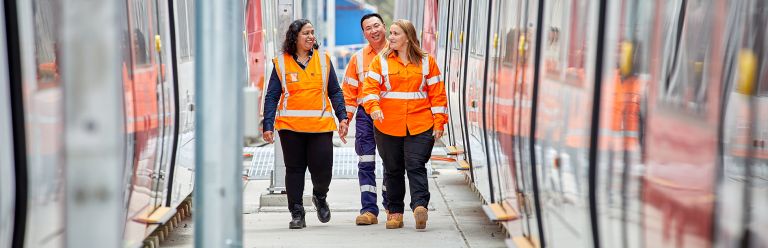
<box><xmin>160</xmin><ymin>135</ymin><xmax>512</xmax><ymax>248</ymax></box>
<box><xmin>160</xmin><ymin>168</ymin><xmax>508</xmax><ymax>248</ymax></box>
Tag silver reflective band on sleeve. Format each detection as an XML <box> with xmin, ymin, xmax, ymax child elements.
<box><xmin>367</xmin><ymin>71</ymin><xmax>382</xmax><ymax>84</ymax></box>
<box><xmin>431</xmin><ymin>106</ymin><xmax>447</xmax><ymax>114</ymax></box>
<box><xmin>360</xmin><ymin>94</ymin><xmax>380</xmax><ymax>103</ymax></box>
<box><xmin>380</xmin><ymin>91</ymin><xmax>427</xmax><ymax>99</ymax></box>
<box><xmin>345</xmin><ymin>77</ymin><xmax>359</xmax><ymax>87</ymax></box>
<box><xmin>278</xmin><ymin>110</ymin><xmax>335</xmax><ymax>117</ymax></box>
<box><xmin>427</xmin><ymin>75</ymin><xmax>441</xmax><ymax>86</ymax></box>
<box><xmin>358</xmin><ymin>155</ymin><xmax>375</xmax><ymax>162</ymax></box>
<box><xmin>360</xmin><ymin>185</ymin><xmax>377</xmax><ymax>193</ymax></box>
<box><xmin>346</xmin><ymin>105</ymin><xmax>357</xmax><ymax>113</ymax></box>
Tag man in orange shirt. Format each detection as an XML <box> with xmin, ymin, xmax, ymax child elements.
<box><xmin>342</xmin><ymin>13</ymin><xmax>389</xmax><ymax>225</ymax></box>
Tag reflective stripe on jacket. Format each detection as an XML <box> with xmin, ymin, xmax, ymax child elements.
<box><xmin>272</xmin><ymin>49</ymin><xmax>337</xmax><ymax>132</ymax></box>
<box><xmin>361</xmin><ymin>52</ymin><xmax>448</xmax><ymax>136</ymax></box>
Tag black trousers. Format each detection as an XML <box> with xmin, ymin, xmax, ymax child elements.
<box><xmin>374</xmin><ymin>128</ymin><xmax>434</xmax><ymax>213</ymax></box>
<box><xmin>278</xmin><ymin>130</ymin><xmax>333</xmax><ymax>212</ymax></box>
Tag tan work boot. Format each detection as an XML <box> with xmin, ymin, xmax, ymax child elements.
<box><xmin>355</xmin><ymin>212</ymin><xmax>378</xmax><ymax>225</ymax></box>
<box><xmin>414</xmin><ymin>206</ymin><xmax>428</xmax><ymax>229</ymax></box>
<box><xmin>385</xmin><ymin>213</ymin><xmax>404</xmax><ymax>229</ymax></box>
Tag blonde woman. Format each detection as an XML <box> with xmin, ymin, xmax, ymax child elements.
<box><xmin>360</xmin><ymin>19</ymin><xmax>448</xmax><ymax>230</ymax></box>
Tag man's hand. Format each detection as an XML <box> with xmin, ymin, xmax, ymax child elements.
<box><xmin>263</xmin><ymin>131</ymin><xmax>274</xmax><ymax>144</ymax></box>
<box><xmin>338</xmin><ymin>119</ymin><xmax>349</xmax><ymax>144</ymax></box>
<box><xmin>370</xmin><ymin>110</ymin><xmax>384</xmax><ymax>123</ymax></box>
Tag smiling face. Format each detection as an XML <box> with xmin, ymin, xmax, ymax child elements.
<box><xmin>362</xmin><ymin>17</ymin><xmax>386</xmax><ymax>46</ymax></box>
<box><xmin>388</xmin><ymin>24</ymin><xmax>408</xmax><ymax>53</ymax></box>
<box><xmin>296</xmin><ymin>23</ymin><xmax>316</xmax><ymax>53</ymax></box>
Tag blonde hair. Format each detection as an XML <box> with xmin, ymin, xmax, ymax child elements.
<box><xmin>383</xmin><ymin>19</ymin><xmax>426</xmax><ymax>65</ymax></box>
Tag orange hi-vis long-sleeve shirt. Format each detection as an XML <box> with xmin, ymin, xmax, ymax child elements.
<box><xmin>342</xmin><ymin>44</ymin><xmax>378</xmax><ymax>120</ymax></box>
<box><xmin>361</xmin><ymin>52</ymin><xmax>448</xmax><ymax>137</ymax></box>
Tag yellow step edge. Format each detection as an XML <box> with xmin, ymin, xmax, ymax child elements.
<box><xmin>456</xmin><ymin>160</ymin><xmax>470</xmax><ymax>170</ymax></box>
<box><xmin>445</xmin><ymin>146</ymin><xmax>465</xmax><ymax>155</ymax></box>
<box><xmin>512</xmin><ymin>236</ymin><xmax>536</xmax><ymax>248</ymax></box>
<box><xmin>134</xmin><ymin>207</ymin><xmax>177</xmax><ymax>224</ymax></box>
<box><xmin>489</xmin><ymin>203</ymin><xmax>516</xmax><ymax>221</ymax></box>
<box><xmin>501</xmin><ymin>200</ymin><xmax>519</xmax><ymax>220</ymax></box>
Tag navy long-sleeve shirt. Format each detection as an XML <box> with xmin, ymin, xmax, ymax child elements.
<box><xmin>262</xmin><ymin>55</ymin><xmax>347</xmax><ymax>132</ymax></box>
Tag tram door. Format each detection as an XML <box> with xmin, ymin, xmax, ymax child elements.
<box><xmin>465</xmin><ymin>0</ymin><xmax>495</xmax><ymax>203</ymax></box>
<box><xmin>445</xmin><ymin>0</ymin><xmax>469</xmax><ymax>165</ymax></box>
<box><xmin>514</xmin><ymin>0</ymin><xmax>545</xmax><ymax>245</ymax></box>
<box><xmin>150</xmin><ymin>0</ymin><xmax>178</xmax><ymax>209</ymax></box>
<box><xmin>126</xmin><ymin>0</ymin><xmax>164</xmax><ymax>214</ymax></box>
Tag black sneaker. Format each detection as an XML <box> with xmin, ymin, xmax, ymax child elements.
<box><xmin>312</xmin><ymin>195</ymin><xmax>331</xmax><ymax>223</ymax></box>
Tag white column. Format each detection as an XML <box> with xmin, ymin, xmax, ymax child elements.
<box><xmin>62</xmin><ymin>0</ymin><xmax>125</xmax><ymax>247</ymax></box>
<box><xmin>326</xmin><ymin>0</ymin><xmax>335</xmax><ymax>53</ymax></box>
<box><xmin>194</xmin><ymin>0</ymin><xmax>245</xmax><ymax>246</ymax></box>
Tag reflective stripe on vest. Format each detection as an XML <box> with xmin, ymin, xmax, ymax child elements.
<box><xmin>380</xmin><ymin>91</ymin><xmax>427</xmax><ymax>99</ymax></box>
<box><xmin>278</xmin><ymin>109</ymin><xmax>336</xmax><ymax>118</ymax></box>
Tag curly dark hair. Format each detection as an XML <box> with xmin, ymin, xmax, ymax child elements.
<box><xmin>281</xmin><ymin>19</ymin><xmax>319</xmax><ymax>56</ymax></box>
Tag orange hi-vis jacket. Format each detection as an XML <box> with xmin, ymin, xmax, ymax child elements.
<box><xmin>342</xmin><ymin>44</ymin><xmax>378</xmax><ymax>120</ymax></box>
<box><xmin>361</xmin><ymin>52</ymin><xmax>448</xmax><ymax>136</ymax></box>
<box><xmin>272</xmin><ymin>49</ymin><xmax>337</xmax><ymax>132</ymax></box>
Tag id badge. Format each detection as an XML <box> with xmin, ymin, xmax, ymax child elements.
<box><xmin>287</xmin><ymin>72</ymin><xmax>299</xmax><ymax>83</ymax></box>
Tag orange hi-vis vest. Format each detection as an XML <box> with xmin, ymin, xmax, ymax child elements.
<box><xmin>361</xmin><ymin>52</ymin><xmax>448</xmax><ymax>137</ymax></box>
<box><xmin>272</xmin><ymin>49</ymin><xmax>337</xmax><ymax>132</ymax></box>
<box><xmin>342</xmin><ymin>44</ymin><xmax>378</xmax><ymax>120</ymax></box>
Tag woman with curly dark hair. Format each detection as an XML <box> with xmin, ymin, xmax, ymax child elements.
<box><xmin>262</xmin><ymin>19</ymin><xmax>349</xmax><ymax>229</ymax></box>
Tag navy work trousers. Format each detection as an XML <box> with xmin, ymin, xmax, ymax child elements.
<box><xmin>278</xmin><ymin>130</ymin><xmax>333</xmax><ymax>212</ymax></box>
<box><xmin>355</xmin><ymin>106</ymin><xmax>388</xmax><ymax>215</ymax></box>
<box><xmin>374</xmin><ymin>127</ymin><xmax>433</xmax><ymax>213</ymax></box>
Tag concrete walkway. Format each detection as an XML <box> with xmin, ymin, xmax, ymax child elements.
<box><xmin>160</xmin><ymin>168</ymin><xmax>507</xmax><ymax>248</ymax></box>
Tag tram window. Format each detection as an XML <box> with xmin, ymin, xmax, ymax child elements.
<box><xmin>499</xmin><ymin>0</ymin><xmax>520</xmax><ymax>67</ymax></box>
<box><xmin>32</xmin><ymin>0</ymin><xmax>60</xmax><ymax>88</ymax></box>
<box><xmin>542</xmin><ymin>0</ymin><xmax>566</xmax><ymax>79</ymax></box>
<box><xmin>622</xmin><ymin>0</ymin><xmax>654</xmax><ymax>76</ymax></box>
<box><xmin>131</xmin><ymin>0</ymin><xmax>153</xmax><ymax>66</ymax></box>
<box><xmin>437</xmin><ymin>1</ymin><xmax>448</xmax><ymax>49</ymax></box>
<box><xmin>451</xmin><ymin>1</ymin><xmax>463</xmax><ymax>50</ymax></box>
<box><xmin>177</xmin><ymin>0</ymin><xmax>191</xmax><ymax>60</ymax></box>
<box><xmin>659</xmin><ymin>0</ymin><xmax>713</xmax><ymax>113</ymax></box>
<box><xmin>187</xmin><ymin>0</ymin><xmax>195</xmax><ymax>58</ymax></box>
<box><xmin>563</xmin><ymin>0</ymin><xmax>591</xmax><ymax>86</ymax></box>
<box><xmin>470</xmin><ymin>0</ymin><xmax>488</xmax><ymax>56</ymax></box>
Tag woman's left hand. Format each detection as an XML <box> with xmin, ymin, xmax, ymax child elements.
<box><xmin>433</xmin><ymin>129</ymin><xmax>444</xmax><ymax>140</ymax></box>
<box><xmin>338</xmin><ymin>119</ymin><xmax>349</xmax><ymax>144</ymax></box>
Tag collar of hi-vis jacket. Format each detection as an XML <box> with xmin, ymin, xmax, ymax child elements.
<box><xmin>275</xmin><ymin>48</ymin><xmax>330</xmax><ymax>118</ymax></box>
<box><xmin>373</xmin><ymin>52</ymin><xmax>430</xmax><ymax>101</ymax></box>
